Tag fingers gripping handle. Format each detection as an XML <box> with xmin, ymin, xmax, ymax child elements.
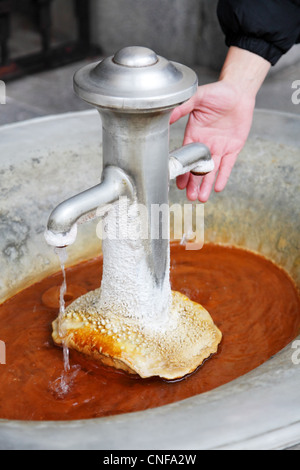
<box><xmin>169</xmin><ymin>143</ymin><xmax>214</xmax><ymax>180</ymax></box>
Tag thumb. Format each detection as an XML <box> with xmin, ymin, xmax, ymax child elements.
<box><xmin>170</xmin><ymin>93</ymin><xmax>198</xmax><ymax>124</ymax></box>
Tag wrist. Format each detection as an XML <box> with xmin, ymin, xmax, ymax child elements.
<box><xmin>219</xmin><ymin>46</ymin><xmax>271</xmax><ymax>98</ymax></box>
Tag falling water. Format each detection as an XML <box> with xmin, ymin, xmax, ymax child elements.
<box><xmin>49</xmin><ymin>246</ymin><xmax>82</xmax><ymax>398</ymax></box>
<box><xmin>55</xmin><ymin>246</ymin><xmax>70</xmax><ymax>373</ymax></box>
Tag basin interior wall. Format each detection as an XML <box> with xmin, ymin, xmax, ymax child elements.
<box><xmin>0</xmin><ymin>109</ymin><xmax>299</xmax><ymax>450</ymax></box>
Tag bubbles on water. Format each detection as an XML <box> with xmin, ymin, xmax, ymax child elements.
<box><xmin>49</xmin><ymin>365</ymin><xmax>81</xmax><ymax>399</ymax></box>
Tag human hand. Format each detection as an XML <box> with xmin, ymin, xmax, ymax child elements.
<box><xmin>170</xmin><ymin>47</ymin><xmax>271</xmax><ymax>202</ymax></box>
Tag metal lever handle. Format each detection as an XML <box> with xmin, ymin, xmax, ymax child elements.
<box><xmin>169</xmin><ymin>143</ymin><xmax>214</xmax><ymax>180</ymax></box>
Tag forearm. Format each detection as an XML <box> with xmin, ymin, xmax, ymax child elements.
<box><xmin>219</xmin><ymin>46</ymin><xmax>271</xmax><ymax>98</ymax></box>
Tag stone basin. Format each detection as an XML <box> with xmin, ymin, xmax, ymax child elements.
<box><xmin>0</xmin><ymin>109</ymin><xmax>299</xmax><ymax>450</ymax></box>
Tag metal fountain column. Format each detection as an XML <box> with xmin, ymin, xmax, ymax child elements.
<box><xmin>46</xmin><ymin>46</ymin><xmax>214</xmax><ymax>321</ymax></box>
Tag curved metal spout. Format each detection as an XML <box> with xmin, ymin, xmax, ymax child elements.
<box><xmin>169</xmin><ymin>143</ymin><xmax>214</xmax><ymax>179</ymax></box>
<box><xmin>45</xmin><ymin>166</ymin><xmax>134</xmax><ymax>247</ymax></box>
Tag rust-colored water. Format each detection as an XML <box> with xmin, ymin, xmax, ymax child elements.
<box><xmin>0</xmin><ymin>243</ymin><xmax>299</xmax><ymax>421</ymax></box>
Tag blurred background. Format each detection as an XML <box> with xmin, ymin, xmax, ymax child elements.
<box><xmin>0</xmin><ymin>0</ymin><xmax>299</xmax><ymax>125</ymax></box>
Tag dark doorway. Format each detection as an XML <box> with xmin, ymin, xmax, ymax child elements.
<box><xmin>0</xmin><ymin>0</ymin><xmax>100</xmax><ymax>80</ymax></box>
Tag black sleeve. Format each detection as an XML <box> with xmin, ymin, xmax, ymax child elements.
<box><xmin>217</xmin><ymin>0</ymin><xmax>300</xmax><ymax>65</ymax></box>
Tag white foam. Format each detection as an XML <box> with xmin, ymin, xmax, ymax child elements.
<box><xmin>44</xmin><ymin>224</ymin><xmax>78</xmax><ymax>247</ymax></box>
<box><xmin>99</xmin><ymin>198</ymin><xmax>172</xmax><ymax>331</ymax></box>
<box><xmin>169</xmin><ymin>155</ymin><xmax>215</xmax><ymax>180</ymax></box>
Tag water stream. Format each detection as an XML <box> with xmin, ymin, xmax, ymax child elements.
<box><xmin>55</xmin><ymin>247</ymin><xmax>70</xmax><ymax>373</ymax></box>
<box><xmin>49</xmin><ymin>247</ymin><xmax>81</xmax><ymax>397</ymax></box>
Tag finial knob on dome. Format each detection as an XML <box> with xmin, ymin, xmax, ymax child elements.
<box><xmin>113</xmin><ymin>46</ymin><xmax>158</xmax><ymax>67</ymax></box>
